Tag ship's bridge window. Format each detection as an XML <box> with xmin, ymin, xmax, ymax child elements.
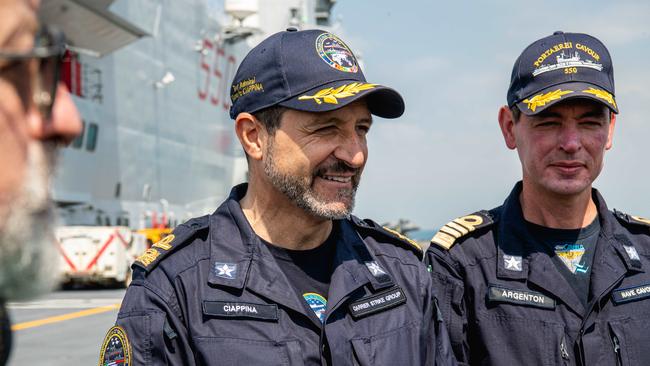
<box><xmin>86</xmin><ymin>123</ymin><xmax>99</xmax><ymax>152</ymax></box>
<box><xmin>71</xmin><ymin>121</ymin><xmax>85</xmax><ymax>149</ymax></box>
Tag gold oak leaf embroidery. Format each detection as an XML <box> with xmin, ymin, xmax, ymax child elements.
<box><xmin>582</xmin><ymin>87</ymin><xmax>617</xmax><ymax>108</ymax></box>
<box><xmin>523</xmin><ymin>89</ymin><xmax>574</xmax><ymax>112</ymax></box>
<box><xmin>297</xmin><ymin>82</ymin><xmax>377</xmax><ymax>105</ymax></box>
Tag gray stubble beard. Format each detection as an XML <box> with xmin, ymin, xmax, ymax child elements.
<box><xmin>262</xmin><ymin>140</ymin><xmax>359</xmax><ymax>220</ymax></box>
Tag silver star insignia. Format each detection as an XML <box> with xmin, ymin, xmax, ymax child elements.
<box><xmin>366</xmin><ymin>262</ymin><xmax>386</xmax><ymax>277</ymax></box>
<box><xmin>215</xmin><ymin>263</ymin><xmax>236</xmax><ymax>279</ymax></box>
<box><xmin>504</xmin><ymin>255</ymin><xmax>522</xmax><ymax>271</ymax></box>
<box><xmin>624</xmin><ymin>246</ymin><xmax>640</xmax><ymax>261</ymax></box>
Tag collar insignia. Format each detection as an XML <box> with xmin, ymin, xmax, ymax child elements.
<box><xmin>214</xmin><ymin>262</ymin><xmax>237</xmax><ymax>279</ymax></box>
<box><xmin>504</xmin><ymin>255</ymin><xmax>523</xmax><ymax>271</ymax></box>
<box><xmin>365</xmin><ymin>261</ymin><xmax>386</xmax><ymax>277</ymax></box>
<box><xmin>624</xmin><ymin>246</ymin><xmax>640</xmax><ymax>261</ymax></box>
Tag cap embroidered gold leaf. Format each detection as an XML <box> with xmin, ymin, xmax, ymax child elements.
<box><xmin>582</xmin><ymin>87</ymin><xmax>617</xmax><ymax>108</ymax></box>
<box><xmin>298</xmin><ymin>82</ymin><xmax>377</xmax><ymax>105</ymax></box>
<box><xmin>523</xmin><ymin>89</ymin><xmax>574</xmax><ymax>112</ymax></box>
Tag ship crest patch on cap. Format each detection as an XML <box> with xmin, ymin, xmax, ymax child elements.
<box><xmin>315</xmin><ymin>33</ymin><xmax>358</xmax><ymax>73</ymax></box>
<box><xmin>532</xmin><ymin>42</ymin><xmax>603</xmax><ymax>77</ymax></box>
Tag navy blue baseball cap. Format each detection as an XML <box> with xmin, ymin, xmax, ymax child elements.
<box><xmin>229</xmin><ymin>28</ymin><xmax>404</xmax><ymax>119</ymax></box>
<box><xmin>507</xmin><ymin>31</ymin><xmax>618</xmax><ymax>115</ymax></box>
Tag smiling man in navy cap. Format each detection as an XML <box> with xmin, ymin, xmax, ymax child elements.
<box><xmin>426</xmin><ymin>31</ymin><xmax>650</xmax><ymax>365</ymax></box>
<box><xmin>101</xmin><ymin>28</ymin><xmax>456</xmax><ymax>365</ymax></box>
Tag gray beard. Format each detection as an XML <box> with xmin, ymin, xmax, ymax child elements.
<box><xmin>0</xmin><ymin>142</ymin><xmax>59</xmax><ymax>301</ymax></box>
<box><xmin>263</xmin><ymin>141</ymin><xmax>358</xmax><ymax>220</ymax></box>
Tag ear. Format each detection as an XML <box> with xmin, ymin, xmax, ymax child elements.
<box><xmin>235</xmin><ymin>113</ymin><xmax>264</xmax><ymax>160</ymax></box>
<box><xmin>498</xmin><ymin>105</ymin><xmax>517</xmax><ymax>150</ymax></box>
<box><xmin>605</xmin><ymin>112</ymin><xmax>616</xmax><ymax>150</ymax></box>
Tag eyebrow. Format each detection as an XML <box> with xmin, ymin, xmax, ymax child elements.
<box><xmin>311</xmin><ymin>115</ymin><xmax>373</xmax><ymax>127</ymax></box>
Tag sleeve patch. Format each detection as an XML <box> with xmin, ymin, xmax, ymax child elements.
<box><xmin>431</xmin><ymin>211</ymin><xmax>494</xmax><ymax>250</ymax></box>
<box><xmin>98</xmin><ymin>325</ymin><xmax>131</xmax><ymax>366</ymax></box>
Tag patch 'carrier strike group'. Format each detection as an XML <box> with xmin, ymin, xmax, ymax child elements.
<box><xmin>41</xmin><ymin>0</ymin><xmax>340</xmax><ymax>286</ymax></box>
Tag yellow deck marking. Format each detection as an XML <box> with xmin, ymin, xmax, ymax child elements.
<box><xmin>11</xmin><ymin>303</ymin><xmax>120</xmax><ymax>331</ymax></box>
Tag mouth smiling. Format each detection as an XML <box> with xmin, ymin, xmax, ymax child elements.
<box><xmin>321</xmin><ymin>175</ymin><xmax>353</xmax><ymax>183</ymax></box>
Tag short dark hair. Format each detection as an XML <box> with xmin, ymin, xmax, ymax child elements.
<box><xmin>510</xmin><ymin>105</ymin><xmax>521</xmax><ymax>122</ymax></box>
<box><xmin>252</xmin><ymin>106</ymin><xmax>287</xmax><ymax>135</ymax></box>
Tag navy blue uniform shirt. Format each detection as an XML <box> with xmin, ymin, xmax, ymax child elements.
<box><xmin>426</xmin><ymin>182</ymin><xmax>650</xmax><ymax>366</ymax></box>
<box><xmin>106</xmin><ymin>184</ymin><xmax>456</xmax><ymax>365</ymax></box>
<box><xmin>0</xmin><ymin>301</ymin><xmax>9</xmax><ymax>366</ymax></box>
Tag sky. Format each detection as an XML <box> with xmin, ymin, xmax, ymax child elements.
<box><xmin>328</xmin><ymin>0</ymin><xmax>650</xmax><ymax>230</ymax></box>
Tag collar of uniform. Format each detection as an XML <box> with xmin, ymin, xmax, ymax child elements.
<box><xmin>496</xmin><ymin>182</ymin><xmax>530</xmax><ymax>280</ymax></box>
<box><xmin>595</xmin><ymin>190</ymin><xmax>644</xmax><ymax>274</ymax></box>
<box><xmin>496</xmin><ymin>182</ymin><xmax>587</xmax><ymax>314</ymax></box>
<box><xmin>207</xmin><ymin>184</ymin><xmax>255</xmax><ymax>289</ymax></box>
<box><xmin>335</xmin><ymin>219</ymin><xmax>396</xmax><ymax>292</ymax></box>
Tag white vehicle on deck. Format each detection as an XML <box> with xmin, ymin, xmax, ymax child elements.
<box><xmin>56</xmin><ymin>226</ymin><xmax>147</xmax><ymax>287</ymax></box>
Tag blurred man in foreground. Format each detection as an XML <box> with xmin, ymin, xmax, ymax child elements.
<box><xmin>0</xmin><ymin>0</ymin><xmax>82</xmax><ymax>363</ymax></box>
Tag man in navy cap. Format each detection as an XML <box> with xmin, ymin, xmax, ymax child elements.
<box><xmin>426</xmin><ymin>31</ymin><xmax>650</xmax><ymax>365</ymax></box>
<box><xmin>101</xmin><ymin>28</ymin><xmax>456</xmax><ymax>365</ymax></box>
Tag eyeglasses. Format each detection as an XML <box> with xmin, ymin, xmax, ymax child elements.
<box><xmin>0</xmin><ymin>26</ymin><xmax>66</xmax><ymax>120</ymax></box>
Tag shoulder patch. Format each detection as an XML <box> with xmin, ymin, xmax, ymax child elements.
<box><xmin>98</xmin><ymin>325</ymin><xmax>131</xmax><ymax>366</ymax></box>
<box><xmin>614</xmin><ymin>209</ymin><xmax>650</xmax><ymax>229</ymax></box>
<box><xmin>431</xmin><ymin>210</ymin><xmax>494</xmax><ymax>250</ymax></box>
<box><xmin>350</xmin><ymin>216</ymin><xmax>423</xmax><ymax>260</ymax></box>
<box><xmin>133</xmin><ymin>215</ymin><xmax>209</xmax><ymax>273</ymax></box>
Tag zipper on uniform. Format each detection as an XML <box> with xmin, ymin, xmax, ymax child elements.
<box><xmin>612</xmin><ymin>333</ymin><xmax>622</xmax><ymax>366</ymax></box>
<box><xmin>560</xmin><ymin>336</ymin><xmax>570</xmax><ymax>361</ymax></box>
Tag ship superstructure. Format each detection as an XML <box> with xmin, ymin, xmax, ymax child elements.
<box><xmin>41</xmin><ymin>0</ymin><xmax>338</xmax><ymax>284</ymax></box>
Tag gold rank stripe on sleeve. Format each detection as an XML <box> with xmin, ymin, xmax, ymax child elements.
<box><xmin>431</xmin><ymin>211</ymin><xmax>494</xmax><ymax>250</ymax></box>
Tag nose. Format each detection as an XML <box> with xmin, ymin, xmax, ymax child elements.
<box><xmin>333</xmin><ymin>131</ymin><xmax>366</xmax><ymax>169</ymax></box>
<box><xmin>558</xmin><ymin>124</ymin><xmax>581</xmax><ymax>154</ymax></box>
<box><xmin>28</xmin><ymin>83</ymin><xmax>82</xmax><ymax>144</ymax></box>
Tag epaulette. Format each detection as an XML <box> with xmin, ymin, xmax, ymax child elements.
<box><xmin>350</xmin><ymin>216</ymin><xmax>423</xmax><ymax>260</ymax></box>
<box><xmin>614</xmin><ymin>209</ymin><xmax>650</xmax><ymax>231</ymax></box>
<box><xmin>133</xmin><ymin>215</ymin><xmax>210</xmax><ymax>274</ymax></box>
<box><xmin>430</xmin><ymin>210</ymin><xmax>495</xmax><ymax>250</ymax></box>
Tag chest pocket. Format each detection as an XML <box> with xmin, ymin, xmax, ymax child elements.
<box><xmin>477</xmin><ymin>285</ymin><xmax>570</xmax><ymax>366</ymax></box>
<box><xmin>350</xmin><ymin>322</ymin><xmax>419</xmax><ymax>366</ymax></box>
<box><xmin>607</xmin><ymin>318</ymin><xmax>650</xmax><ymax>366</ymax></box>
<box><xmin>195</xmin><ymin>300</ymin><xmax>304</xmax><ymax>365</ymax></box>
<box><xmin>194</xmin><ymin>337</ymin><xmax>303</xmax><ymax>365</ymax></box>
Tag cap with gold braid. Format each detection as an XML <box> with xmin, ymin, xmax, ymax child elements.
<box><xmin>229</xmin><ymin>28</ymin><xmax>404</xmax><ymax>119</ymax></box>
<box><xmin>507</xmin><ymin>31</ymin><xmax>618</xmax><ymax>115</ymax></box>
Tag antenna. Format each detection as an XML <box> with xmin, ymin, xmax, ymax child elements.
<box><xmin>223</xmin><ymin>0</ymin><xmax>260</xmax><ymax>43</ymax></box>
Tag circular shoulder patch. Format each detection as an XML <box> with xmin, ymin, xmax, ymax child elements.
<box><xmin>98</xmin><ymin>326</ymin><xmax>131</xmax><ymax>366</ymax></box>
<box><xmin>315</xmin><ymin>33</ymin><xmax>358</xmax><ymax>73</ymax></box>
